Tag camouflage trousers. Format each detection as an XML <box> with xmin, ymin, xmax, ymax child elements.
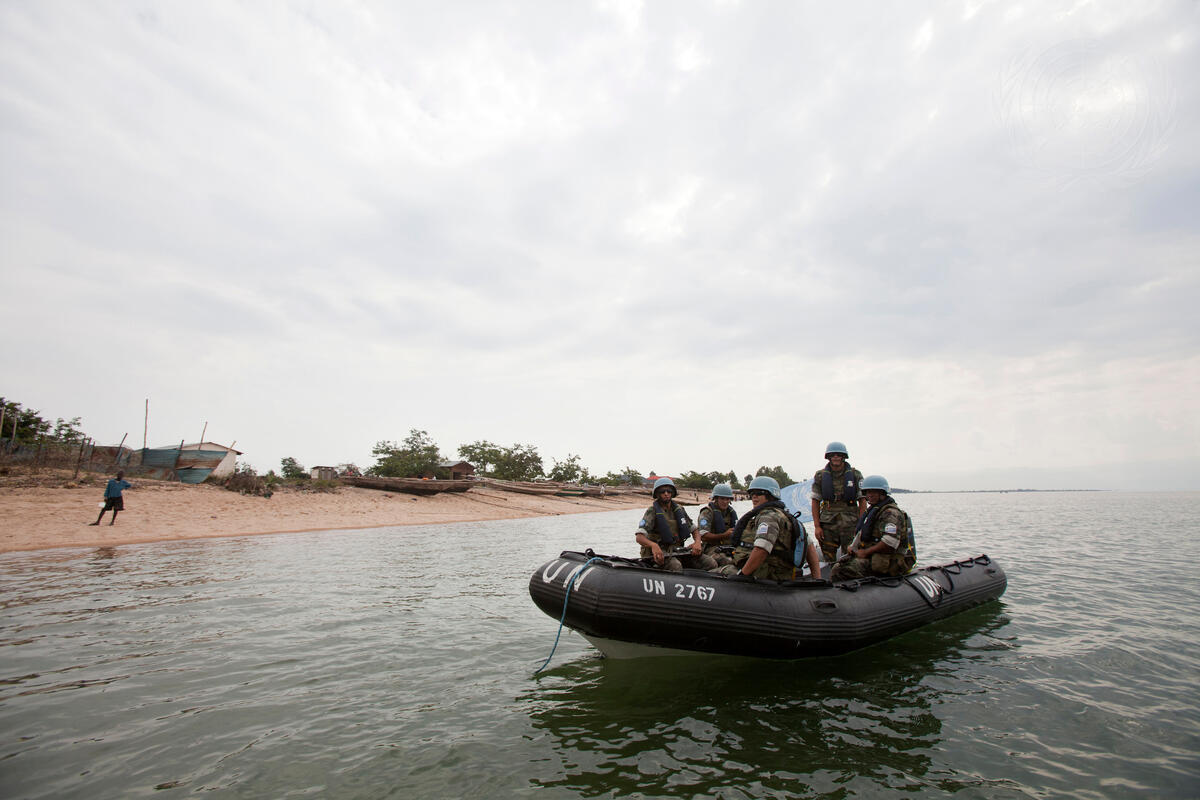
<box><xmin>711</xmin><ymin>557</ymin><xmax>796</xmax><ymax>582</ymax></box>
<box><xmin>662</xmin><ymin>553</ymin><xmax>718</xmax><ymax>573</ymax></box>
<box><xmin>640</xmin><ymin>545</ymin><xmax>718</xmax><ymax>573</ymax></box>
<box><xmin>638</xmin><ymin>554</ymin><xmax>720</xmax><ymax>573</ymax></box>
<box><xmin>703</xmin><ymin>545</ymin><xmax>734</xmax><ymax>567</ymax></box>
<box><xmin>830</xmin><ymin>553</ymin><xmax>912</xmax><ymax>581</ymax></box>
<box><xmin>816</xmin><ymin>511</ymin><xmax>859</xmax><ymax>562</ymax></box>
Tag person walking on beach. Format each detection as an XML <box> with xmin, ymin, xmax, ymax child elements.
<box><xmin>810</xmin><ymin>441</ymin><xmax>866</xmax><ymax>562</ymax></box>
<box><xmin>830</xmin><ymin>475</ymin><xmax>916</xmax><ymax>581</ymax></box>
<box><xmin>90</xmin><ymin>471</ymin><xmax>132</xmax><ymax>526</ymax></box>
<box><xmin>635</xmin><ymin>477</ymin><xmax>716</xmax><ymax>572</ymax></box>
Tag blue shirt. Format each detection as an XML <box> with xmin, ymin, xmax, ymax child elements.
<box><xmin>104</xmin><ymin>479</ymin><xmax>132</xmax><ymax>499</ymax></box>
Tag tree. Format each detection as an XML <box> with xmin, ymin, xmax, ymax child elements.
<box><xmin>596</xmin><ymin>466</ymin><xmax>644</xmax><ymax>487</ymax></box>
<box><xmin>280</xmin><ymin>457</ymin><xmax>307</xmax><ymax>479</ymax></box>
<box><xmin>52</xmin><ymin>417</ymin><xmax>85</xmax><ymax>444</ymax></box>
<box><xmin>728</xmin><ymin>471</ymin><xmax>744</xmax><ymax>490</ymax></box>
<box><xmin>1</xmin><ymin>398</ymin><xmax>60</xmax><ymax>446</ymax></box>
<box><xmin>754</xmin><ymin>465</ymin><xmax>793</xmax><ymax>486</ymax></box>
<box><xmin>458</xmin><ymin>440</ymin><xmax>504</xmax><ymax>476</ymax></box>
<box><xmin>548</xmin><ymin>453</ymin><xmax>590</xmax><ymax>483</ymax></box>
<box><xmin>676</xmin><ymin>470</ymin><xmax>713</xmax><ymax>490</ymax></box>
<box><xmin>493</xmin><ymin>443</ymin><xmax>544</xmax><ymax>481</ymax></box>
<box><xmin>369</xmin><ymin>429</ymin><xmax>443</xmax><ymax>478</ymax></box>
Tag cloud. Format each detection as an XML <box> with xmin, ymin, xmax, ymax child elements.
<box><xmin>2</xmin><ymin>1</ymin><xmax>1197</xmax><ymax>490</ymax></box>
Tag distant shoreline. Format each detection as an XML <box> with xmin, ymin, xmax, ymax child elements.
<box><xmin>894</xmin><ymin>488</ymin><xmax>1110</xmax><ymax>494</ymax></box>
<box><xmin>0</xmin><ymin>480</ymin><xmax>658</xmax><ymax>554</ymax></box>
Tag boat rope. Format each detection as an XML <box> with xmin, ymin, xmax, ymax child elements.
<box><xmin>834</xmin><ymin>555</ymin><xmax>989</xmax><ymax>592</ymax></box>
<box><xmin>934</xmin><ymin>564</ymin><xmax>959</xmax><ymax>591</ymax></box>
<box><xmin>534</xmin><ymin>556</ymin><xmax>604</xmax><ymax>674</ymax></box>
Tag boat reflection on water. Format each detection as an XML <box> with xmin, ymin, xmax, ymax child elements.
<box><xmin>522</xmin><ymin>603</ymin><xmax>1011</xmax><ymax>797</ymax></box>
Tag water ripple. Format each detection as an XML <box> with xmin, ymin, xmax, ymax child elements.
<box><xmin>0</xmin><ymin>495</ymin><xmax>1198</xmax><ymax>797</ymax></box>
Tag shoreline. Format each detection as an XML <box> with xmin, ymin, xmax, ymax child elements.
<box><xmin>0</xmin><ymin>480</ymin><xmax>709</xmax><ymax>555</ymax></box>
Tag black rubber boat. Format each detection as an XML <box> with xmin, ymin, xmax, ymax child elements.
<box><xmin>529</xmin><ymin>550</ymin><xmax>1007</xmax><ymax>659</ymax></box>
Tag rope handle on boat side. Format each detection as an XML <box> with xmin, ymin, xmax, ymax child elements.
<box><xmin>534</xmin><ymin>556</ymin><xmax>604</xmax><ymax>674</ymax></box>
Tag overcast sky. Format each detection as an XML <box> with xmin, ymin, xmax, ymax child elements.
<box><xmin>3</xmin><ymin>1</ymin><xmax>1197</xmax><ymax>491</ymax></box>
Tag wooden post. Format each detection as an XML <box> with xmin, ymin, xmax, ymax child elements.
<box><xmin>0</xmin><ymin>406</ymin><xmax>6</xmax><ymax>454</ymax></box>
<box><xmin>74</xmin><ymin>437</ymin><xmax>89</xmax><ymax>480</ymax></box>
<box><xmin>34</xmin><ymin>434</ymin><xmax>44</xmax><ymax>473</ymax></box>
<box><xmin>200</xmin><ymin>421</ymin><xmax>207</xmax><ymax>446</ymax></box>
<box><xmin>113</xmin><ymin>433</ymin><xmax>128</xmax><ymax>470</ymax></box>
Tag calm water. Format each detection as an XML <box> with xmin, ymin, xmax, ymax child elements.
<box><xmin>1</xmin><ymin>491</ymin><xmax>1197</xmax><ymax>799</ymax></box>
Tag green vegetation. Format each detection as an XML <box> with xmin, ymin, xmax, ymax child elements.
<box><xmin>594</xmin><ymin>467</ymin><xmax>644</xmax><ymax>487</ymax></box>
<box><xmin>1</xmin><ymin>396</ymin><xmax>86</xmax><ymax>448</ymax></box>
<box><xmin>279</xmin><ymin>456</ymin><xmax>307</xmax><ymax>480</ymax></box>
<box><xmin>0</xmin><ymin>397</ymin><xmax>815</xmax><ymax>494</ymax></box>
<box><xmin>754</xmin><ymin>465</ymin><xmax>793</xmax><ymax>486</ymax></box>
<box><xmin>222</xmin><ymin>462</ymin><xmax>273</xmax><ymax>497</ymax></box>
<box><xmin>369</xmin><ymin>429</ymin><xmax>444</xmax><ymax>478</ymax></box>
<box><xmin>676</xmin><ymin>470</ymin><xmax>741</xmax><ymax>490</ymax></box>
<box><xmin>456</xmin><ymin>440</ymin><xmax>544</xmax><ymax>481</ymax></box>
<box><xmin>547</xmin><ymin>453</ymin><xmax>593</xmax><ymax>483</ymax></box>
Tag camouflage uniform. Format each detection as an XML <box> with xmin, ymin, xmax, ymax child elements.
<box><xmin>697</xmin><ymin>503</ymin><xmax>738</xmax><ymax>567</ymax></box>
<box><xmin>810</xmin><ymin>464</ymin><xmax>864</xmax><ymax>562</ymax></box>
<box><xmin>636</xmin><ymin>501</ymin><xmax>716</xmax><ymax>572</ymax></box>
<box><xmin>714</xmin><ymin>504</ymin><xmax>799</xmax><ymax>581</ymax></box>
<box><xmin>830</xmin><ymin>497</ymin><xmax>915</xmax><ymax>581</ymax></box>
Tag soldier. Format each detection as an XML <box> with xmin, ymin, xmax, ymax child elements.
<box><xmin>714</xmin><ymin>475</ymin><xmax>821</xmax><ymax>581</ymax></box>
<box><xmin>635</xmin><ymin>477</ymin><xmax>716</xmax><ymax>572</ymax></box>
<box><xmin>697</xmin><ymin>483</ymin><xmax>738</xmax><ymax>567</ymax></box>
<box><xmin>831</xmin><ymin>475</ymin><xmax>916</xmax><ymax>581</ymax></box>
<box><xmin>809</xmin><ymin>441</ymin><xmax>866</xmax><ymax>562</ymax></box>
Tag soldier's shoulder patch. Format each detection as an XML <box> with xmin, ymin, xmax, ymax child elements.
<box><xmin>699</xmin><ymin>518</ymin><xmax>709</xmax><ymax>528</ymax></box>
<box><xmin>884</xmin><ymin>523</ymin><xmax>898</xmax><ymax>534</ymax></box>
<box><xmin>756</xmin><ymin>522</ymin><xmax>769</xmax><ymax>535</ymax></box>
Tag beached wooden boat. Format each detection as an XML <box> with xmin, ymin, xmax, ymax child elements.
<box><xmin>342</xmin><ymin>475</ymin><xmax>474</xmax><ymax>495</ymax></box>
<box><xmin>478</xmin><ymin>478</ymin><xmax>562</xmax><ymax>495</ymax></box>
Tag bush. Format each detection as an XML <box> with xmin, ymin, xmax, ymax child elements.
<box><xmin>280</xmin><ymin>457</ymin><xmax>307</xmax><ymax>480</ymax></box>
<box><xmin>222</xmin><ymin>464</ymin><xmax>272</xmax><ymax>498</ymax></box>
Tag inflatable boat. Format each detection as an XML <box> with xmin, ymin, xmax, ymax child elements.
<box><xmin>529</xmin><ymin>550</ymin><xmax>1007</xmax><ymax>659</ymax></box>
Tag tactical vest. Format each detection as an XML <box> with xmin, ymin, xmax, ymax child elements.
<box><xmin>820</xmin><ymin>465</ymin><xmax>860</xmax><ymax>504</ymax></box>
<box><xmin>648</xmin><ymin>501</ymin><xmax>692</xmax><ymax>545</ymax></box>
<box><xmin>854</xmin><ymin>498</ymin><xmax>916</xmax><ymax>563</ymax></box>
<box><xmin>732</xmin><ymin>504</ymin><xmax>798</xmax><ymax>566</ymax></box>
<box><xmin>701</xmin><ymin>503</ymin><xmax>737</xmax><ymax>535</ymax></box>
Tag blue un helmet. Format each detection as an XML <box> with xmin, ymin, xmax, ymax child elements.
<box><xmin>860</xmin><ymin>475</ymin><xmax>890</xmax><ymax>493</ymax></box>
<box><xmin>652</xmin><ymin>477</ymin><xmax>677</xmax><ymax>497</ymax></box>
<box><xmin>747</xmin><ymin>475</ymin><xmax>781</xmax><ymax>500</ymax></box>
<box><xmin>711</xmin><ymin>483</ymin><xmax>734</xmax><ymax>499</ymax></box>
<box><xmin>824</xmin><ymin>441</ymin><xmax>849</xmax><ymax>459</ymax></box>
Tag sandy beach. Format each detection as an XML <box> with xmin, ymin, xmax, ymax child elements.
<box><xmin>0</xmin><ymin>475</ymin><xmax>708</xmax><ymax>554</ymax></box>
